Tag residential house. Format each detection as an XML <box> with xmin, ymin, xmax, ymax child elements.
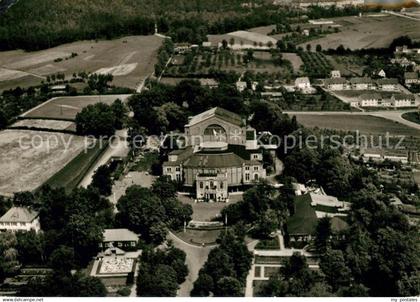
<box><xmin>377</xmin><ymin>78</ymin><xmax>399</xmax><ymax>91</ymax></box>
<box><xmin>330</xmin><ymin>70</ymin><xmax>341</xmax><ymax>78</ymax></box>
<box><xmin>405</xmin><ymin>72</ymin><xmax>420</xmax><ymax>86</ymax></box>
<box><xmin>325</xmin><ymin>77</ymin><xmax>347</xmax><ymax>91</ymax></box>
<box><xmin>377</xmin><ymin>69</ymin><xmax>386</xmax><ymax>78</ymax></box>
<box><xmin>0</xmin><ymin>207</ymin><xmax>41</xmax><ymax>233</ymax></box>
<box><xmin>100</xmin><ymin>228</ymin><xmax>139</xmax><ymax>250</ymax></box>
<box><xmin>236</xmin><ymin>81</ymin><xmax>247</xmax><ymax>92</ymax></box>
<box><xmin>358</xmin><ymin>93</ymin><xmax>381</xmax><ymax>107</ymax></box>
<box><xmin>350</xmin><ymin>77</ymin><xmax>375</xmax><ymax>90</ymax></box>
<box><xmin>390</xmin><ymin>93</ymin><xmax>416</xmax><ymax>108</ymax></box>
<box><xmin>295</xmin><ymin>77</ymin><xmax>315</xmax><ymax>93</ymax></box>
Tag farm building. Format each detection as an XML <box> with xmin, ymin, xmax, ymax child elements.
<box><xmin>163</xmin><ymin>107</ymin><xmax>267</xmax><ymax>202</ymax></box>
<box><xmin>0</xmin><ymin>207</ymin><xmax>41</xmax><ymax>233</ymax></box>
<box><xmin>100</xmin><ymin>228</ymin><xmax>139</xmax><ymax>250</ymax></box>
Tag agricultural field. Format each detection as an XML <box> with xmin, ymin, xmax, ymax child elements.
<box><xmin>292</xmin><ymin>113</ymin><xmax>420</xmax><ymax>137</ymax></box>
<box><xmin>282</xmin><ymin>53</ymin><xmax>303</xmax><ymax>72</ymax></box>
<box><xmin>21</xmin><ymin>94</ymin><xmax>131</xmax><ymax>120</ymax></box>
<box><xmin>0</xmin><ymin>35</ymin><xmax>163</xmax><ymax>91</ymax></box>
<box><xmin>165</xmin><ymin>49</ymin><xmax>291</xmax><ymax>77</ymax></box>
<box><xmin>299</xmin><ymin>52</ymin><xmax>333</xmax><ymax>78</ymax></box>
<box><xmin>302</xmin><ymin>14</ymin><xmax>420</xmax><ymax>50</ymax></box>
<box><xmin>327</xmin><ymin>54</ymin><xmax>366</xmax><ymax>77</ymax></box>
<box><xmin>0</xmin><ymin>129</ymin><xmax>86</xmax><ymax>196</ymax></box>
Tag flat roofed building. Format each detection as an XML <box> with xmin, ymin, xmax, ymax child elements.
<box><xmin>0</xmin><ymin>207</ymin><xmax>40</xmax><ymax>233</ymax></box>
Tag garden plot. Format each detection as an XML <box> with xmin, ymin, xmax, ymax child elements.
<box><xmin>0</xmin><ymin>130</ymin><xmax>86</xmax><ymax>196</ymax></box>
<box><xmin>22</xmin><ymin>94</ymin><xmax>131</xmax><ymax>120</ymax></box>
<box><xmin>11</xmin><ymin>119</ymin><xmax>76</xmax><ymax>132</ymax></box>
<box><xmin>98</xmin><ymin>257</ymin><xmax>134</xmax><ymax>274</ymax></box>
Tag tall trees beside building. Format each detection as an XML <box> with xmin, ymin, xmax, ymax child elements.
<box><xmin>191</xmin><ymin>230</ymin><xmax>252</xmax><ymax>297</ymax></box>
<box><xmin>75</xmin><ymin>99</ymin><xmax>127</xmax><ymax>137</ymax></box>
<box><xmin>116</xmin><ymin>177</ymin><xmax>192</xmax><ymax>244</ymax></box>
<box><xmin>136</xmin><ymin>244</ymin><xmax>188</xmax><ymax>297</ymax></box>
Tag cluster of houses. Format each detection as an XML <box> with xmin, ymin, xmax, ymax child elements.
<box><xmin>352</xmin><ymin>92</ymin><xmax>416</xmax><ymax>108</ymax></box>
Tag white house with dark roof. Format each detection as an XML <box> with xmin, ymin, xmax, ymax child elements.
<box><xmin>163</xmin><ymin>107</ymin><xmax>267</xmax><ymax>202</ymax></box>
<box><xmin>0</xmin><ymin>207</ymin><xmax>40</xmax><ymax>233</ymax></box>
<box><xmin>100</xmin><ymin>228</ymin><xmax>139</xmax><ymax>250</ymax></box>
<box><xmin>350</xmin><ymin>77</ymin><xmax>375</xmax><ymax>90</ymax></box>
<box><xmin>325</xmin><ymin>77</ymin><xmax>347</xmax><ymax>91</ymax></box>
<box><xmin>377</xmin><ymin>78</ymin><xmax>399</xmax><ymax>91</ymax></box>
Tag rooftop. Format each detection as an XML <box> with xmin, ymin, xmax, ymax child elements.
<box><xmin>0</xmin><ymin>207</ymin><xmax>38</xmax><ymax>223</ymax></box>
<box><xmin>326</xmin><ymin>77</ymin><xmax>347</xmax><ymax>85</ymax></box>
<box><xmin>186</xmin><ymin>107</ymin><xmax>243</xmax><ymax>127</ymax></box>
<box><xmin>350</xmin><ymin>77</ymin><xmax>374</xmax><ymax>84</ymax></box>
<box><xmin>103</xmin><ymin>229</ymin><xmax>139</xmax><ymax>242</ymax></box>
<box><xmin>287</xmin><ymin>194</ymin><xmax>318</xmax><ymax>236</ymax></box>
<box><xmin>405</xmin><ymin>72</ymin><xmax>419</xmax><ymax>80</ymax></box>
<box><xmin>377</xmin><ymin>78</ymin><xmax>399</xmax><ymax>85</ymax></box>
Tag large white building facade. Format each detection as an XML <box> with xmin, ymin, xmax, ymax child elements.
<box><xmin>163</xmin><ymin>107</ymin><xmax>267</xmax><ymax>202</ymax></box>
<box><xmin>0</xmin><ymin>207</ymin><xmax>41</xmax><ymax>233</ymax></box>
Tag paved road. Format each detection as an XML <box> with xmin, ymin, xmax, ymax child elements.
<box><xmin>285</xmin><ymin>110</ymin><xmax>420</xmax><ymax>132</ymax></box>
<box><xmin>167</xmin><ymin>231</ymin><xmax>215</xmax><ymax>297</ymax></box>
<box><xmin>78</xmin><ymin>129</ymin><xmax>130</xmax><ymax>188</ymax></box>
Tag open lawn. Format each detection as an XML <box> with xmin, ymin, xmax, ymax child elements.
<box><xmin>0</xmin><ymin>130</ymin><xmax>86</xmax><ymax>196</ymax></box>
<box><xmin>301</xmin><ymin>14</ymin><xmax>420</xmax><ymax>50</ymax></box>
<box><xmin>293</xmin><ymin>113</ymin><xmax>420</xmax><ymax>137</ymax></box>
<box><xmin>44</xmin><ymin>139</ymin><xmax>107</xmax><ymax>192</ymax></box>
<box><xmin>174</xmin><ymin>229</ymin><xmax>221</xmax><ymax>246</ymax></box>
<box><xmin>0</xmin><ymin>35</ymin><xmax>163</xmax><ymax>90</ymax></box>
<box><xmin>21</xmin><ymin>94</ymin><xmax>131</xmax><ymax>120</ymax></box>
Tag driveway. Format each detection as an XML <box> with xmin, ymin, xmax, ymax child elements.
<box><xmin>79</xmin><ymin>129</ymin><xmax>130</xmax><ymax>188</ymax></box>
<box><xmin>167</xmin><ymin>231</ymin><xmax>215</xmax><ymax>297</ymax></box>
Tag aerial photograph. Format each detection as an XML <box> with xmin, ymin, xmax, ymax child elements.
<box><xmin>0</xmin><ymin>0</ymin><xmax>419</xmax><ymax>299</ymax></box>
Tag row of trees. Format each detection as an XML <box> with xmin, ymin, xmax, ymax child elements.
<box><xmin>137</xmin><ymin>243</ymin><xmax>188</xmax><ymax>296</ymax></box>
<box><xmin>75</xmin><ymin>99</ymin><xmax>127</xmax><ymax>137</ymax></box>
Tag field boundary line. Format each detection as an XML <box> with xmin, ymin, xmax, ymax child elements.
<box><xmin>20</xmin><ymin>96</ymin><xmax>59</xmax><ymax>117</ymax></box>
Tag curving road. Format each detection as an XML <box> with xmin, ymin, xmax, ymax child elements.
<box><xmin>167</xmin><ymin>231</ymin><xmax>215</xmax><ymax>297</ymax></box>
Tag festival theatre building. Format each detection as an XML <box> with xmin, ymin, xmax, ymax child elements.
<box><xmin>163</xmin><ymin>107</ymin><xmax>267</xmax><ymax>202</ymax></box>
